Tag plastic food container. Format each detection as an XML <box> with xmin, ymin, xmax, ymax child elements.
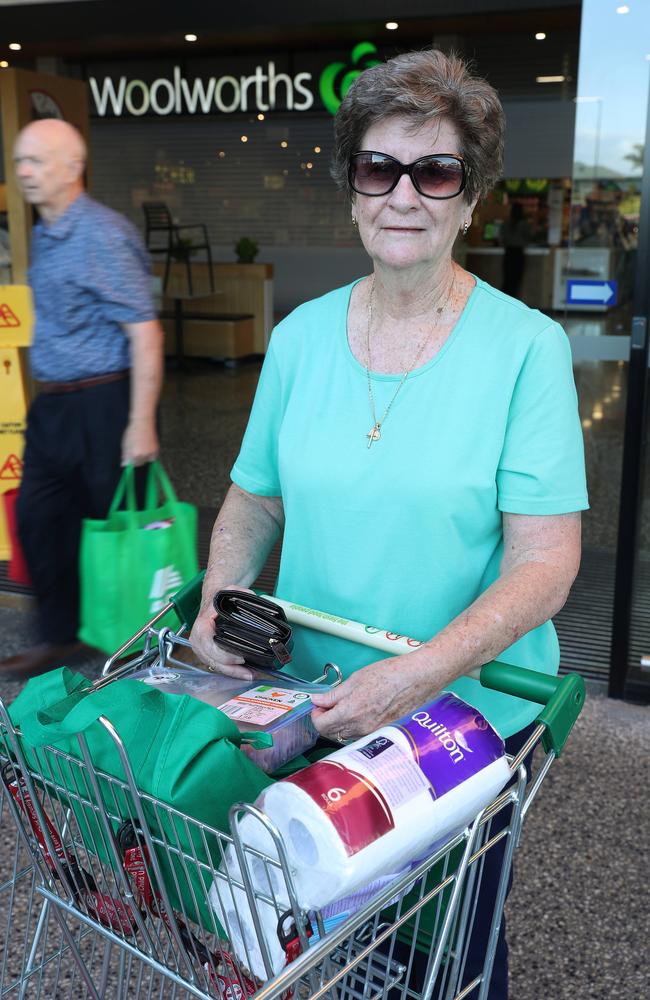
<box><xmin>218</xmin><ymin>683</ymin><xmax>318</xmax><ymax>772</ymax></box>
<box><xmin>131</xmin><ymin>660</ymin><xmax>246</xmax><ymax>707</ymax></box>
<box><xmin>130</xmin><ymin>662</ymin><xmax>318</xmax><ymax>773</ymax></box>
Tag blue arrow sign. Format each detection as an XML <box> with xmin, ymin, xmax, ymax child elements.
<box><xmin>566</xmin><ymin>279</ymin><xmax>617</xmax><ymax>306</ymax></box>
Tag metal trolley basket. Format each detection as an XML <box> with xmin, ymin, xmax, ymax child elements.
<box><xmin>0</xmin><ymin>576</ymin><xmax>584</xmax><ymax>1000</ymax></box>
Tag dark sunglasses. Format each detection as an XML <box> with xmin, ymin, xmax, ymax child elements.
<box><xmin>349</xmin><ymin>151</ymin><xmax>468</xmax><ymax>200</ymax></box>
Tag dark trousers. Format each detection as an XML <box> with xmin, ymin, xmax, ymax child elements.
<box><xmin>390</xmin><ymin>725</ymin><xmax>534</xmax><ymax>1000</ymax></box>
<box><xmin>16</xmin><ymin>379</ymin><xmax>131</xmax><ymax>644</ymax></box>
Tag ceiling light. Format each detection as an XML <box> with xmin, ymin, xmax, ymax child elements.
<box><xmin>385</xmin><ymin>21</ymin><xmax>398</xmax><ymax>30</ymax></box>
<box><xmin>616</xmin><ymin>5</ymin><xmax>630</xmax><ymax>13</ymax></box>
<box><xmin>218</xmin><ymin>151</ymin><xmax>225</xmax><ymax>158</ymax></box>
<box><xmin>0</xmin><ymin>61</ymin><xmax>8</xmax><ymax>68</ymax></box>
<box><xmin>240</xmin><ymin>135</ymin><xmax>248</xmax><ymax>143</ymax></box>
<box><xmin>314</xmin><ymin>146</ymin><xmax>321</xmax><ymax>153</ymax></box>
<box><xmin>257</xmin><ymin>113</ymin><xmax>265</xmax><ymax>121</ymax></box>
<box><xmin>9</xmin><ymin>43</ymin><xmax>21</xmax><ymax>51</ymax></box>
<box><xmin>536</xmin><ymin>75</ymin><xmax>566</xmax><ymax>83</ymax></box>
<box><xmin>184</xmin><ymin>33</ymin><xmax>198</xmax><ymax>42</ymax></box>
<box><xmin>307</xmin><ymin>162</ymin><xmax>313</xmax><ymax>169</ymax></box>
<box><xmin>280</xmin><ymin>140</ymin><xmax>288</xmax><ymax>148</ymax></box>
<box><xmin>535</xmin><ymin>32</ymin><xmax>546</xmax><ymax>40</ymax></box>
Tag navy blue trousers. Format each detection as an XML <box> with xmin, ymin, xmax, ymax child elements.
<box><xmin>16</xmin><ymin>380</ymin><xmax>130</xmax><ymax>644</ymax></box>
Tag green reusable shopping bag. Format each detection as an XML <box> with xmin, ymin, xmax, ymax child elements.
<box><xmin>9</xmin><ymin>667</ymin><xmax>273</xmax><ymax>930</ymax></box>
<box><xmin>78</xmin><ymin>462</ymin><xmax>198</xmax><ymax>655</ymax></box>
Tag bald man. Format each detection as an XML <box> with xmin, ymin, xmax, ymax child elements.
<box><xmin>1</xmin><ymin>118</ymin><xmax>164</xmax><ymax>678</ymax></box>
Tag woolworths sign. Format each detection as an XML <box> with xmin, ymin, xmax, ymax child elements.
<box><xmin>89</xmin><ymin>43</ymin><xmax>381</xmax><ymax>118</ymax></box>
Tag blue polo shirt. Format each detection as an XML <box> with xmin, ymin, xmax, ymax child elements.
<box><xmin>231</xmin><ymin>278</ymin><xmax>589</xmax><ymax>739</ymax></box>
<box><xmin>29</xmin><ymin>192</ymin><xmax>156</xmax><ymax>381</ymax></box>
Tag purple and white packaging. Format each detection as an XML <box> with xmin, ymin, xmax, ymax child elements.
<box><xmin>237</xmin><ymin>692</ymin><xmax>512</xmax><ymax>909</ymax></box>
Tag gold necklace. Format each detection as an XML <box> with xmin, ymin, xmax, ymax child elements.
<box><xmin>365</xmin><ymin>272</ymin><xmax>455</xmax><ymax>448</ymax></box>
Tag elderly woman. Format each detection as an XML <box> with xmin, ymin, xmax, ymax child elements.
<box><xmin>192</xmin><ymin>50</ymin><xmax>587</xmax><ymax>997</ymax></box>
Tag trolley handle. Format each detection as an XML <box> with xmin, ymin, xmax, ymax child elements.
<box><xmin>479</xmin><ymin>661</ymin><xmax>585</xmax><ymax>757</ymax></box>
<box><xmin>168</xmin><ymin>574</ymin><xmax>585</xmax><ymax>755</ymax></box>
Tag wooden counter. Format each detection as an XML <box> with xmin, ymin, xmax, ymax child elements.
<box><xmin>153</xmin><ymin>261</ymin><xmax>274</xmax><ymax>358</ymax></box>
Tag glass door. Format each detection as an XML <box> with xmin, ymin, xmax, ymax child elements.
<box><xmin>614</xmin><ymin>96</ymin><xmax>650</xmax><ymax>700</ymax></box>
<box><xmin>556</xmin><ymin>0</ymin><xmax>650</xmax><ymax>698</ymax></box>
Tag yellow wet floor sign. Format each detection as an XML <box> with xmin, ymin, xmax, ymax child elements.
<box><xmin>0</xmin><ymin>286</ymin><xmax>33</xmax><ymax>560</ymax></box>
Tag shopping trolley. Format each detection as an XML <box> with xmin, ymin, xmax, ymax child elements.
<box><xmin>0</xmin><ymin>574</ymin><xmax>585</xmax><ymax>1000</ymax></box>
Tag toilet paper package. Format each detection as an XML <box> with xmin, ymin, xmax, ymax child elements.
<box><xmin>236</xmin><ymin>692</ymin><xmax>511</xmax><ymax>910</ymax></box>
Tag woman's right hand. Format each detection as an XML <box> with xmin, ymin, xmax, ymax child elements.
<box><xmin>189</xmin><ymin>485</ymin><xmax>283</xmax><ymax>676</ymax></box>
<box><xmin>189</xmin><ymin>604</ymin><xmax>255</xmax><ymax>681</ymax></box>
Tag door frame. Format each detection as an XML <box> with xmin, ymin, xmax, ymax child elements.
<box><xmin>609</xmin><ymin>75</ymin><xmax>650</xmax><ymax>699</ymax></box>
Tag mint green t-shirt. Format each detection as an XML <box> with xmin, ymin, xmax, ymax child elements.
<box><xmin>231</xmin><ymin>277</ymin><xmax>588</xmax><ymax>738</ymax></box>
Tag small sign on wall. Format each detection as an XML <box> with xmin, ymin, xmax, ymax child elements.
<box><xmin>566</xmin><ymin>279</ymin><xmax>618</xmax><ymax>307</ymax></box>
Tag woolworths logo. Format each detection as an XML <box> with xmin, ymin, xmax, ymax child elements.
<box><xmin>88</xmin><ymin>43</ymin><xmax>381</xmax><ymax>117</ymax></box>
<box><xmin>319</xmin><ymin>42</ymin><xmax>381</xmax><ymax>114</ymax></box>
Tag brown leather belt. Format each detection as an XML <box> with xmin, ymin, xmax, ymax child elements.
<box><xmin>35</xmin><ymin>370</ymin><xmax>129</xmax><ymax>394</ymax></box>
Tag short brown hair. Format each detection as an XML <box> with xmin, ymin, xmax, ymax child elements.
<box><xmin>331</xmin><ymin>49</ymin><xmax>505</xmax><ymax>204</ymax></box>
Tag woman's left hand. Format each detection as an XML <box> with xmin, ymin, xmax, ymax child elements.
<box><xmin>309</xmin><ymin>655</ymin><xmax>437</xmax><ymax>742</ymax></box>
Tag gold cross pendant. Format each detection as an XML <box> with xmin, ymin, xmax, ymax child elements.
<box><xmin>367</xmin><ymin>424</ymin><xmax>381</xmax><ymax>448</ymax></box>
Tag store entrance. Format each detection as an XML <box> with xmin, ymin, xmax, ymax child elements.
<box><xmin>558</xmin><ymin>1</ymin><xmax>650</xmax><ymax>699</ymax></box>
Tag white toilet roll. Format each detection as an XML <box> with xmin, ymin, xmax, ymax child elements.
<box><xmin>209</xmin><ymin>866</ymin><xmax>286</xmax><ymax>982</ymax></box>
<box><xmin>224</xmin><ymin>818</ymin><xmax>289</xmax><ymax>906</ymax></box>
<box><xmin>240</xmin><ymin>692</ymin><xmax>511</xmax><ymax>910</ymax></box>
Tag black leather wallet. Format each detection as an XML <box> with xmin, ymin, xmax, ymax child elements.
<box><xmin>212</xmin><ymin>590</ymin><xmax>293</xmax><ymax>669</ymax></box>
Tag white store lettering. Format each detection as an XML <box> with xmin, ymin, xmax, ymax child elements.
<box><xmin>89</xmin><ymin>64</ymin><xmax>316</xmax><ymax>117</ymax></box>
<box><xmin>149</xmin><ymin>78</ymin><xmax>175</xmax><ymax>115</ymax></box>
<box><xmin>214</xmin><ymin>76</ymin><xmax>240</xmax><ymax>114</ymax></box>
<box><xmin>124</xmin><ymin>79</ymin><xmax>150</xmax><ymax>116</ymax></box>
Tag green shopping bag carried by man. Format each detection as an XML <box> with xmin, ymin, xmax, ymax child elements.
<box><xmin>79</xmin><ymin>461</ymin><xmax>198</xmax><ymax>654</ymax></box>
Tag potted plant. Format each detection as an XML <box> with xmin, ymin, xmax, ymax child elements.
<box><xmin>234</xmin><ymin>236</ymin><xmax>259</xmax><ymax>264</ymax></box>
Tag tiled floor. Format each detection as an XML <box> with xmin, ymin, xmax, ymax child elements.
<box><xmin>159</xmin><ymin>359</ymin><xmax>262</xmax><ymax>513</ymax></box>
